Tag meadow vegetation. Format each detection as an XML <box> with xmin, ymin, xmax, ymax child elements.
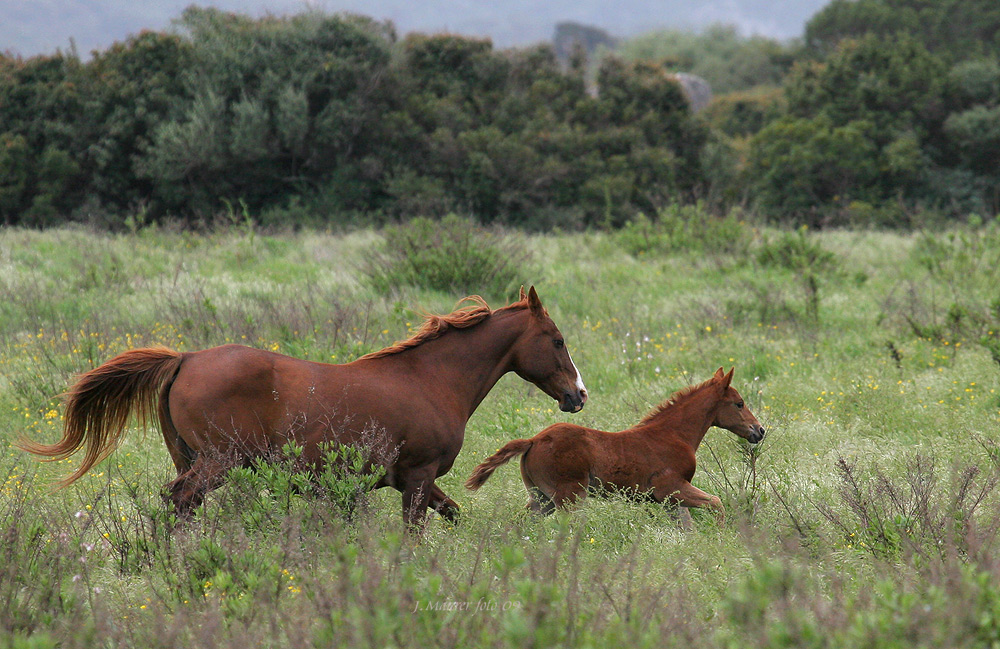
<box><xmin>3</xmin><ymin>215</ymin><xmax>1000</xmax><ymax>646</ymax></box>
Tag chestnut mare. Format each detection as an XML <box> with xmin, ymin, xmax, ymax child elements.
<box><xmin>466</xmin><ymin>368</ymin><xmax>763</xmax><ymax>523</ymax></box>
<box><xmin>19</xmin><ymin>287</ymin><xmax>587</xmax><ymax>526</ymax></box>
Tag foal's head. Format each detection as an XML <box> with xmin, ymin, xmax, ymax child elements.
<box><xmin>509</xmin><ymin>286</ymin><xmax>587</xmax><ymax>413</ymax></box>
<box><xmin>710</xmin><ymin>367</ymin><xmax>765</xmax><ymax>443</ymax></box>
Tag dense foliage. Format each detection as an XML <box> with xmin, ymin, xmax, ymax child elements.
<box><xmin>804</xmin><ymin>0</ymin><xmax>1000</xmax><ymax>60</ymax></box>
<box><xmin>740</xmin><ymin>0</ymin><xmax>1000</xmax><ymax>225</ymax></box>
<box><xmin>0</xmin><ymin>7</ymin><xmax>704</xmax><ymax>230</ymax></box>
<box><xmin>620</xmin><ymin>1</ymin><xmax>1000</xmax><ymax>226</ymax></box>
<box><xmin>2</xmin><ymin>0</ymin><xmax>1000</xmax><ymax>228</ymax></box>
<box><xmin>616</xmin><ymin>24</ymin><xmax>799</xmax><ymax>95</ymax></box>
<box><xmin>363</xmin><ymin>215</ymin><xmax>532</xmax><ymax>296</ymax></box>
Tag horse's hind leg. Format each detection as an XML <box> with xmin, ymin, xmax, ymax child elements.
<box><xmin>520</xmin><ymin>460</ymin><xmax>583</xmax><ymax>515</ymax></box>
<box><xmin>163</xmin><ymin>456</ymin><xmax>230</xmax><ymax>520</ymax></box>
<box><xmin>157</xmin><ymin>366</ymin><xmax>195</xmax><ymax>475</ymax></box>
<box><xmin>526</xmin><ymin>487</ymin><xmax>556</xmax><ymax>516</ymax></box>
<box><xmin>551</xmin><ymin>485</ymin><xmax>586</xmax><ymax>511</ymax></box>
<box><xmin>429</xmin><ymin>483</ymin><xmax>460</xmax><ymax>523</ymax></box>
<box><xmin>520</xmin><ymin>461</ymin><xmax>555</xmax><ymax>515</ymax></box>
<box><xmin>162</xmin><ymin>432</ymin><xmax>196</xmax><ymax>476</ymax></box>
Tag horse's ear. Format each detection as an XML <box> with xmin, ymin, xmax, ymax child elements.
<box><xmin>713</xmin><ymin>367</ymin><xmax>725</xmax><ymax>381</ymax></box>
<box><xmin>527</xmin><ymin>286</ymin><xmax>544</xmax><ymax>317</ymax></box>
<box><xmin>721</xmin><ymin>367</ymin><xmax>734</xmax><ymax>390</ymax></box>
<box><xmin>519</xmin><ymin>285</ymin><xmax>528</xmax><ymax>301</ymax></box>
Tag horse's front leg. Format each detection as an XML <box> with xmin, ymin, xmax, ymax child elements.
<box><xmin>673</xmin><ymin>481</ymin><xmax>725</xmax><ymax>525</ymax></box>
<box><xmin>400</xmin><ymin>466</ymin><xmax>438</xmax><ymax>530</ymax></box>
<box><xmin>429</xmin><ymin>483</ymin><xmax>460</xmax><ymax>523</ymax></box>
<box><xmin>653</xmin><ymin>476</ymin><xmax>725</xmax><ymax>525</ymax></box>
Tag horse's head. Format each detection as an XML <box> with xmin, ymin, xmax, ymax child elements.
<box><xmin>711</xmin><ymin>367</ymin><xmax>765</xmax><ymax>443</ymax></box>
<box><xmin>509</xmin><ymin>286</ymin><xmax>587</xmax><ymax>413</ymax></box>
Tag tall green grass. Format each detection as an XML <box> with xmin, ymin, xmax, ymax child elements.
<box><xmin>3</xmin><ymin>219</ymin><xmax>1000</xmax><ymax>647</ymax></box>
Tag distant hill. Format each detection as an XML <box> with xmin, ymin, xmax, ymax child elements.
<box><xmin>2</xmin><ymin>0</ymin><xmax>830</xmax><ymax>58</ymax></box>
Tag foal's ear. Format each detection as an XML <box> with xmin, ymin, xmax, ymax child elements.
<box><xmin>519</xmin><ymin>285</ymin><xmax>528</xmax><ymax>301</ymax></box>
<box><xmin>721</xmin><ymin>367</ymin><xmax>735</xmax><ymax>390</ymax></box>
<box><xmin>713</xmin><ymin>367</ymin><xmax>725</xmax><ymax>381</ymax></box>
<box><xmin>527</xmin><ymin>286</ymin><xmax>545</xmax><ymax>317</ymax></box>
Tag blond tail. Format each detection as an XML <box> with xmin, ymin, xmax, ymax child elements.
<box><xmin>17</xmin><ymin>346</ymin><xmax>183</xmax><ymax>487</ymax></box>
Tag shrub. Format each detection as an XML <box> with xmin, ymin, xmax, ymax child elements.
<box><xmin>746</xmin><ymin>116</ymin><xmax>881</xmax><ymax>225</ymax></box>
<box><xmin>224</xmin><ymin>440</ymin><xmax>389</xmax><ymax>532</ymax></box>
<box><xmin>616</xmin><ymin>202</ymin><xmax>753</xmax><ymax>258</ymax></box>
<box><xmin>817</xmin><ymin>455</ymin><xmax>1000</xmax><ymax>562</ymax></box>
<box><xmin>890</xmin><ymin>221</ymin><xmax>1000</xmax><ymax>354</ymax></box>
<box><xmin>363</xmin><ymin>214</ymin><xmax>532</xmax><ymax>296</ymax></box>
<box><xmin>615</xmin><ymin>213</ymin><xmax>668</xmax><ymax>256</ymax></box>
<box><xmin>755</xmin><ymin>227</ymin><xmax>841</xmax><ymax>326</ymax></box>
<box><xmin>756</xmin><ymin>226</ymin><xmax>838</xmax><ymax>274</ymax></box>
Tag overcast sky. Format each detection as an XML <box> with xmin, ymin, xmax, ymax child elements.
<box><xmin>3</xmin><ymin>0</ymin><xmax>828</xmax><ymax>58</ymax></box>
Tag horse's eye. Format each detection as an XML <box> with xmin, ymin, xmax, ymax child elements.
<box><xmin>554</xmin><ymin>339</ymin><xmax>564</xmax><ymax>349</ymax></box>
<box><xmin>736</xmin><ymin>401</ymin><xmax>744</xmax><ymax>409</ymax></box>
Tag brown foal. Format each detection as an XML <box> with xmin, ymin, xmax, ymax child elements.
<box><xmin>466</xmin><ymin>368</ymin><xmax>763</xmax><ymax>523</ymax></box>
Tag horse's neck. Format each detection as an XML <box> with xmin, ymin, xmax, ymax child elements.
<box><xmin>394</xmin><ymin>311</ymin><xmax>524</xmax><ymax>419</ymax></box>
<box><xmin>641</xmin><ymin>391</ymin><xmax>716</xmax><ymax>450</ymax></box>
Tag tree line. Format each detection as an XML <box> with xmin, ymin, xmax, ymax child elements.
<box><xmin>1</xmin><ymin>1</ymin><xmax>998</xmax><ymax>230</ymax></box>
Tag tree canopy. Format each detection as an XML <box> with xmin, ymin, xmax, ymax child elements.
<box><xmin>3</xmin><ymin>1</ymin><xmax>1000</xmax><ymax>229</ymax></box>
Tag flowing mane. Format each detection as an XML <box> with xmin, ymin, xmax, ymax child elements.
<box><xmin>637</xmin><ymin>374</ymin><xmax>718</xmax><ymax>426</ymax></box>
<box><xmin>359</xmin><ymin>294</ymin><xmax>531</xmax><ymax>361</ymax></box>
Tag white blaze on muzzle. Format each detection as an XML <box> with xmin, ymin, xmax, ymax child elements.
<box><xmin>568</xmin><ymin>350</ymin><xmax>587</xmax><ymax>400</ymax></box>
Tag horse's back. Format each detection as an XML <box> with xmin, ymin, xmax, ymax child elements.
<box><xmin>167</xmin><ymin>345</ymin><xmax>335</xmax><ymax>451</ymax></box>
<box><xmin>173</xmin><ymin>344</ymin><xmax>323</xmax><ymax>399</ymax></box>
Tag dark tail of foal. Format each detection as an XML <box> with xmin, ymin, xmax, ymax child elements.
<box><xmin>465</xmin><ymin>438</ymin><xmax>533</xmax><ymax>490</ymax></box>
<box><xmin>17</xmin><ymin>347</ymin><xmax>183</xmax><ymax>487</ymax></box>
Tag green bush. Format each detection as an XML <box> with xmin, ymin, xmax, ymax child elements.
<box><xmin>616</xmin><ymin>203</ymin><xmax>753</xmax><ymax>257</ymax></box>
<box><xmin>805</xmin><ymin>0</ymin><xmax>1000</xmax><ymax>61</ymax></box>
<box><xmin>898</xmin><ymin>220</ymin><xmax>1000</xmax><ymax>354</ymax></box>
<box><xmin>616</xmin><ymin>213</ymin><xmax>668</xmax><ymax>256</ymax></box>
<box><xmin>746</xmin><ymin>116</ymin><xmax>881</xmax><ymax>225</ymax></box>
<box><xmin>223</xmin><ymin>441</ymin><xmax>387</xmax><ymax>532</ymax></box>
<box><xmin>754</xmin><ymin>227</ymin><xmax>841</xmax><ymax>325</ymax></box>
<box><xmin>756</xmin><ymin>226</ymin><xmax>838</xmax><ymax>274</ymax></box>
<box><xmin>364</xmin><ymin>214</ymin><xmax>532</xmax><ymax>296</ymax></box>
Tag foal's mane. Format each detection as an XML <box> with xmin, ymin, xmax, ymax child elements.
<box><xmin>359</xmin><ymin>294</ymin><xmax>531</xmax><ymax>361</ymax></box>
<box><xmin>638</xmin><ymin>374</ymin><xmax>720</xmax><ymax>426</ymax></box>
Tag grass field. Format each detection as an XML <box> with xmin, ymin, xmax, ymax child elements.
<box><xmin>3</xmin><ymin>221</ymin><xmax>1000</xmax><ymax>647</ymax></box>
